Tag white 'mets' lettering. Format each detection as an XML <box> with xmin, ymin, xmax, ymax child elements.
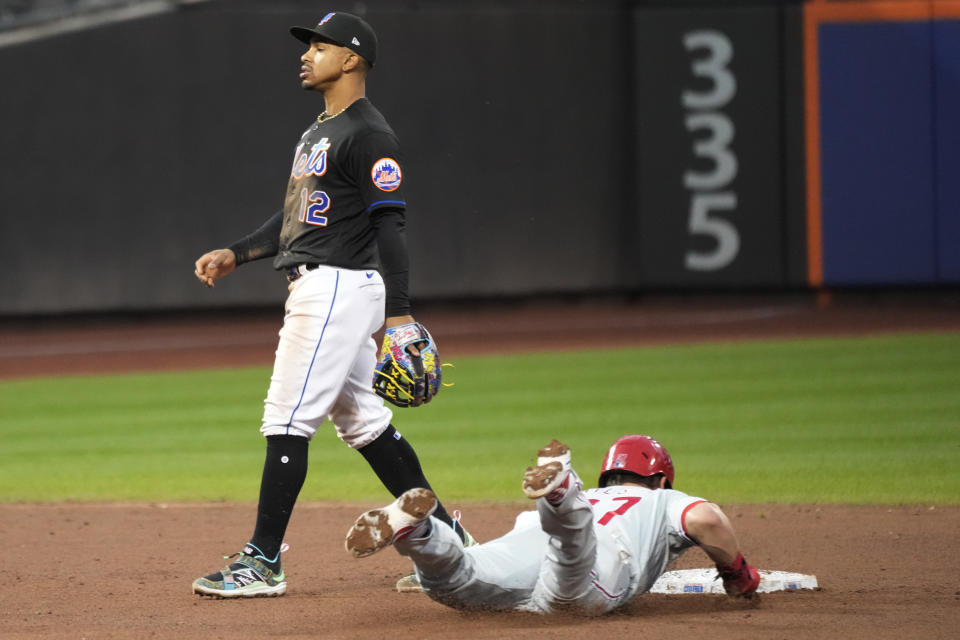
<box><xmin>291</xmin><ymin>138</ymin><xmax>331</xmax><ymax>179</ymax></box>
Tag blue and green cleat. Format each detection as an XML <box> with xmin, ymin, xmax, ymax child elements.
<box><xmin>192</xmin><ymin>546</ymin><xmax>286</xmax><ymax>598</ymax></box>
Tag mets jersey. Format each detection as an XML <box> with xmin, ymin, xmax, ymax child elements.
<box><xmin>274</xmin><ymin>97</ymin><xmax>407</xmax><ymax>271</ymax></box>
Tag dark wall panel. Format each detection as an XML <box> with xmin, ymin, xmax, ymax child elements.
<box><xmin>780</xmin><ymin>2</ymin><xmax>808</xmax><ymax>287</ymax></box>
<box><xmin>0</xmin><ymin>0</ymin><xmax>626</xmax><ymax>314</ymax></box>
<box><xmin>0</xmin><ymin>7</ymin><xmax>314</xmax><ymax>313</ymax></box>
<box><xmin>632</xmin><ymin>6</ymin><xmax>785</xmax><ymax>288</ymax></box>
<box><xmin>370</xmin><ymin>2</ymin><xmax>625</xmax><ymax>299</ymax></box>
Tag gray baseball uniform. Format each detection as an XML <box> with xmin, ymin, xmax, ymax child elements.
<box><xmin>395</xmin><ymin>472</ymin><xmax>707</xmax><ymax>614</ymax></box>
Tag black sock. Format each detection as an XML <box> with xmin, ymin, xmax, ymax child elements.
<box><xmin>358</xmin><ymin>425</ymin><xmax>463</xmax><ymax>541</ymax></box>
<box><xmin>248</xmin><ymin>435</ymin><xmax>309</xmax><ymax>568</ymax></box>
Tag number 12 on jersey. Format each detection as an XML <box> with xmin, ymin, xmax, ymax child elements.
<box><xmin>298</xmin><ymin>187</ymin><xmax>331</xmax><ymax>226</ymax></box>
<box><xmin>589</xmin><ymin>496</ymin><xmax>643</xmax><ymax>526</ymax></box>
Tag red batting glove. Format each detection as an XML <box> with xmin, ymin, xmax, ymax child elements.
<box><xmin>716</xmin><ymin>552</ymin><xmax>761</xmax><ymax>598</ymax></box>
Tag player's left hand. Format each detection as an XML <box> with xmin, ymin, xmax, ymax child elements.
<box><xmin>373</xmin><ymin>318</ymin><xmax>442</xmax><ymax>407</ymax></box>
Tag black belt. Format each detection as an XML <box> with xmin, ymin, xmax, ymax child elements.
<box><xmin>286</xmin><ymin>263</ymin><xmax>321</xmax><ymax>282</ymax></box>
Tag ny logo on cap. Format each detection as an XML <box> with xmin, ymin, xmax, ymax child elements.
<box><xmin>319</xmin><ymin>12</ymin><xmax>335</xmax><ymax>26</ymax></box>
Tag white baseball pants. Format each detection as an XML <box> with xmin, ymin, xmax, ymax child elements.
<box><xmin>260</xmin><ymin>264</ymin><xmax>393</xmax><ymax>448</ymax></box>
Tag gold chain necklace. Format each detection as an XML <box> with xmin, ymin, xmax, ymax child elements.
<box><xmin>317</xmin><ymin>107</ymin><xmax>346</xmax><ymax>123</ymax></box>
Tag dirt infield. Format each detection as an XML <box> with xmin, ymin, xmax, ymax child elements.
<box><xmin>2</xmin><ymin>292</ymin><xmax>960</xmax><ymax>638</ymax></box>
<box><xmin>3</xmin><ymin>501</ymin><xmax>959</xmax><ymax>639</ymax></box>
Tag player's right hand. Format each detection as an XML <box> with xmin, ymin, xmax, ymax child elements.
<box><xmin>716</xmin><ymin>552</ymin><xmax>761</xmax><ymax>598</ymax></box>
<box><xmin>194</xmin><ymin>248</ymin><xmax>237</xmax><ymax>287</ymax></box>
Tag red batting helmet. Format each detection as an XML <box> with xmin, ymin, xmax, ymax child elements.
<box><xmin>598</xmin><ymin>435</ymin><xmax>675</xmax><ymax>488</ymax></box>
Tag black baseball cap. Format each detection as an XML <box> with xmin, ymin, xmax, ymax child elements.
<box><xmin>290</xmin><ymin>12</ymin><xmax>378</xmax><ymax>67</ymax></box>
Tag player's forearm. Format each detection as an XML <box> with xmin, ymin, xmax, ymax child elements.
<box><xmin>684</xmin><ymin>502</ymin><xmax>741</xmax><ymax>566</ymax></box>
<box><xmin>372</xmin><ymin>209</ymin><xmax>411</xmax><ymax>317</ymax></box>
<box><xmin>227</xmin><ymin>210</ymin><xmax>283</xmax><ymax>266</ymax></box>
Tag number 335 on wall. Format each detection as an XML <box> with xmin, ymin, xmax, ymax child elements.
<box><xmin>682</xmin><ymin>30</ymin><xmax>739</xmax><ymax>272</ymax></box>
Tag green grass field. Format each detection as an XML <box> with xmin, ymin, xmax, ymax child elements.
<box><xmin>1</xmin><ymin>333</ymin><xmax>958</xmax><ymax>505</ymax></box>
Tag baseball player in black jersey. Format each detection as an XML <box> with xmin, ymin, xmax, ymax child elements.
<box><xmin>191</xmin><ymin>11</ymin><xmax>470</xmax><ymax>598</ymax></box>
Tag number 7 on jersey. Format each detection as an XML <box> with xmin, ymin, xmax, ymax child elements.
<box><xmin>589</xmin><ymin>496</ymin><xmax>643</xmax><ymax>526</ymax></box>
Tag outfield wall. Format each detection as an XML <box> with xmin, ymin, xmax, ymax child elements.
<box><xmin>1</xmin><ymin>0</ymin><xmax>956</xmax><ymax>315</ymax></box>
<box><xmin>804</xmin><ymin>1</ymin><xmax>960</xmax><ymax>287</ymax></box>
